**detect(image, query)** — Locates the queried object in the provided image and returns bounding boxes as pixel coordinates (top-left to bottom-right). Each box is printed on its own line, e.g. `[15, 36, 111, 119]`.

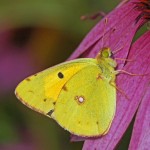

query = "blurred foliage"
[0, 0, 118, 34]
[1, 0, 143, 150]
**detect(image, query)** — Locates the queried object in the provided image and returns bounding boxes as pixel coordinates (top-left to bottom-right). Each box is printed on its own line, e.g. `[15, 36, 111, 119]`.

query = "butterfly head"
[101, 47, 112, 58]
[96, 47, 112, 59]
[96, 47, 117, 68]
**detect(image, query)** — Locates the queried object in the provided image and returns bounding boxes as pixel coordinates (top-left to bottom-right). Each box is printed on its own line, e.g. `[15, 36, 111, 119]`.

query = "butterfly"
[15, 47, 117, 137]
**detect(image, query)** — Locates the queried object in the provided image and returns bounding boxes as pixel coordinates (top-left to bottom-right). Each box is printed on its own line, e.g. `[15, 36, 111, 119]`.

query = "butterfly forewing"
[15, 59, 95, 116]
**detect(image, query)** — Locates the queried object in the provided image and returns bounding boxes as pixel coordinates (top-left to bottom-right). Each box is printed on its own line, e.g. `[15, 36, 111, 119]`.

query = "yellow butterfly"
[15, 47, 117, 137]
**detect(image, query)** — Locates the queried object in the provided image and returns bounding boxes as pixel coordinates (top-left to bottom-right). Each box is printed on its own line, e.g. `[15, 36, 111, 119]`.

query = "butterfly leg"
[109, 80, 129, 100]
[114, 70, 147, 76]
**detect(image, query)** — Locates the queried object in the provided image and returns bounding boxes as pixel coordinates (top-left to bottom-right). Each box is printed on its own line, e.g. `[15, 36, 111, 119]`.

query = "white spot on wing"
[78, 97, 84, 103]
[75, 96, 85, 104]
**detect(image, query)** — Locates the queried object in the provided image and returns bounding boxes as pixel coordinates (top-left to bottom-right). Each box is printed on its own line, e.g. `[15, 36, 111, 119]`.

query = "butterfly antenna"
[115, 58, 134, 62]
[112, 47, 124, 55]
[112, 35, 128, 55]
[101, 18, 108, 48]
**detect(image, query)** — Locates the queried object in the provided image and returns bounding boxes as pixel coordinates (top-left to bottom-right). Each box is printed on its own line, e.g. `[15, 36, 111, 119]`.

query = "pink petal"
[0, 143, 35, 150]
[83, 31, 150, 149]
[70, 135, 88, 142]
[0, 30, 39, 94]
[129, 82, 150, 149]
[69, 0, 144, 61]
[71, 0, 148, 142]
[0, 130, 36, 150]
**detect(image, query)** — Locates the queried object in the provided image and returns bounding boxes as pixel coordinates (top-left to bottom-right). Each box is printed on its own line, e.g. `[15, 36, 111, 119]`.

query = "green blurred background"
[0, 0, 132, 150]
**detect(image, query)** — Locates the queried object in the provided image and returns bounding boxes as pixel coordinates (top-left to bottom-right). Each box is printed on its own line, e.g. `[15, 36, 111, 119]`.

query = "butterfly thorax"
[96, 47, 117, 82]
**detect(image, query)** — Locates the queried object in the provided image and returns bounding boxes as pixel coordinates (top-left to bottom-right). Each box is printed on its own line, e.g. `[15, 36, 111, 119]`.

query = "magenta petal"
[0, 30, 39, 94]
[0, 130, 36, 150]
[70, 135, 88, 142]
[83, 31, 150, 149]
[129, 84, 150, 149]
[71, 0, 147, 142]
[69, 0, 143, 60]
[0, 143, 34, 150]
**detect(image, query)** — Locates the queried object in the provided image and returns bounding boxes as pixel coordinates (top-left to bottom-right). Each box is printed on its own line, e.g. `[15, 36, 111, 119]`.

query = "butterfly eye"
[58, 72, 64, 79]
[101, 47, 111, 58]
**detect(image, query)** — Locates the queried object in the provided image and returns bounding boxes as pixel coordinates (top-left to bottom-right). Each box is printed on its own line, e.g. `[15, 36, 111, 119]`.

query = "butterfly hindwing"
[51, 64, 116, 137]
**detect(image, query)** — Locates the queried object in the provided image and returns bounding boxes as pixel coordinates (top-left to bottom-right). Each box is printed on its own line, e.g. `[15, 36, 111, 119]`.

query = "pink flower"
[70, 0, 150, 149]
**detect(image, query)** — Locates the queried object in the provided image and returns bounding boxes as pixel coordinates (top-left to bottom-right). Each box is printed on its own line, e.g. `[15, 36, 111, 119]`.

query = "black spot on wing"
[43, 99, 47, 102]
[47, 110, 54, 117]
[58, 72, 64, 78]
[62, 85, 67, 91]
